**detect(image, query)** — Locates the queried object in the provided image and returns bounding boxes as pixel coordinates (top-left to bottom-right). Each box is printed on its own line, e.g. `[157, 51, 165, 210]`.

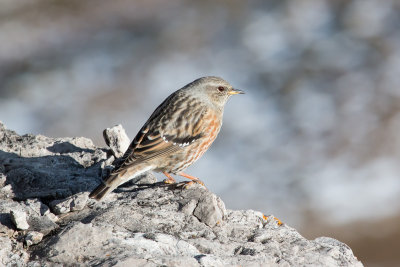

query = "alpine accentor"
[89, 76, 244, 200]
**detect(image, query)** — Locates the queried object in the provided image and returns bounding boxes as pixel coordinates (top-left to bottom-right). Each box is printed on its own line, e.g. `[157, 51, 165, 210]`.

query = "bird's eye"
[217, 86, 225, 92]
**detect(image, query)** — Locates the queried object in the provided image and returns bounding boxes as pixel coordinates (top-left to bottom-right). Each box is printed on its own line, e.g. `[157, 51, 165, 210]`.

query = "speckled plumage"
[90, 76, 244, 200]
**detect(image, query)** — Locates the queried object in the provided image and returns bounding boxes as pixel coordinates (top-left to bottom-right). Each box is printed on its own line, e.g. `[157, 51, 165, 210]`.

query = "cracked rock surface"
[0, 122, 363, 266]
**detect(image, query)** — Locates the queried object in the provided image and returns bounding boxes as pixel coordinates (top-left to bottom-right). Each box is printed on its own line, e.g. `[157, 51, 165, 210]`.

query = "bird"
[89, 76, 244, 200]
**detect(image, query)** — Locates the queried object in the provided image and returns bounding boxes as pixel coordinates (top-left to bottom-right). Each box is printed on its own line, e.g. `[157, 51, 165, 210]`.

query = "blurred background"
[1, 0, 400, 265]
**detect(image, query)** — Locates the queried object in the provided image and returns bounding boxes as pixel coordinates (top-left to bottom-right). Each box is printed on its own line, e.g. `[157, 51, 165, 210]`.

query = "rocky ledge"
[0, 122, 363, 266]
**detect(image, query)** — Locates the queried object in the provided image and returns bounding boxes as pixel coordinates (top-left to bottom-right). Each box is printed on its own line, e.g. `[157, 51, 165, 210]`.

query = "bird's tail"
[89, 164, 152, 201]
[89, 172, 122, 201]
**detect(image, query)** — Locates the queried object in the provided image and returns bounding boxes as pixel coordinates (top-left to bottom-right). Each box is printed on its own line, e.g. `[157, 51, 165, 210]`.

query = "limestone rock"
[0, 122, 107, 200]
[49, 198, 73, 215]
[25, 231, 44, 246]
[0, 236, 29, 266]
[103, 124, 131, 158]
[194, 195, 225, 227]
[49, 192, 89, 215]
[0, 122, 363, 266]
[25, 198, 50, 216]
[10, 210, 29, 230]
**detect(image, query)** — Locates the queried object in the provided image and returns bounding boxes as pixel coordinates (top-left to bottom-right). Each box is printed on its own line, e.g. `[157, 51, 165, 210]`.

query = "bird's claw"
[163, 178, 176, 184]
[182, 179, 206, 189]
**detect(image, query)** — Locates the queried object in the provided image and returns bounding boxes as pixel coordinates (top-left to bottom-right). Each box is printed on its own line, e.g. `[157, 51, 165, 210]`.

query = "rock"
[70, 192, 89, 211]
[0, 200, 23, 235]
[0, 236, 29, 266]
[26, 212, 58, 236]
[10, 210, 30, 230]
[190, 186, 226, 227]
[0, 122, 107, 200]
[49, 192, 89, 214]
[45, 212, 59, 223]
[0, 183, 14, 198]
[49, 198, 73, 215]
[180, 199, 198, 215]
[103, 124, 130, 158]
[19, 199, 58, 235]
[0, 172, 6, 187]
[33, 184, 362, 266]
[0, 122, 363, 266]
[2, 198, 58, 236]
[25, 199, 50, 216]
[113, 257, 200, 267]
[25, 231, 44, 246]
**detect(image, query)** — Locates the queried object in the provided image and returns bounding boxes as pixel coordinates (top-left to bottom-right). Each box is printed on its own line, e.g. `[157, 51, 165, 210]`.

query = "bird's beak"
[228, 88, 245, 95]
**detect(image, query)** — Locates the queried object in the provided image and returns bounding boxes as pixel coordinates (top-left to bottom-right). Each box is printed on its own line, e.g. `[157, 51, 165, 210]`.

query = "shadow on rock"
[0, 124, 109, 201]
[0, 150, 104, 201]
[47, 142, 95, 154]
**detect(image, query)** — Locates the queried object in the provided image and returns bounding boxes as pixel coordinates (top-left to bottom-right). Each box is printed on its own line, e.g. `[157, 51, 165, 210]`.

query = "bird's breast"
[172, 112, 221, 172]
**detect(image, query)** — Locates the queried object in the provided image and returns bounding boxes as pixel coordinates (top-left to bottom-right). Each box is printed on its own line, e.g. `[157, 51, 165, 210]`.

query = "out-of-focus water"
[1, 1, 400, 265]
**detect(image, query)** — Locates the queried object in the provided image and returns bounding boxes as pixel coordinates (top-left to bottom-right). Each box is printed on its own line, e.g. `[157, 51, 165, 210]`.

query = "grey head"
[182, 76, 244, 110]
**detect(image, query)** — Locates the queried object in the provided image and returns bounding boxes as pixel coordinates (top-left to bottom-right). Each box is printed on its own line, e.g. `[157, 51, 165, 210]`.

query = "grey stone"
[103, 124, 131, 158]
[0, 200, 23, 235]
[70, 192, 89, 211]
[0, 172, 6, 187]
[180, 199, 198, 215]
[1, 198, 58, 236]
[26, 212, 58, 236]
[25, 231, 44, 246]
[250, 228, 274, 243]
[45, 212, 59, 223]
[49, 198, 73, 215]
[0, 236, 29, 266]
[0, 122, 363, 266]
[0, 184, 14, 198]
[13, 199, 60, 235]
[192, 187, 226, 227]
[25, 198, 50, 216]
[0, 123, 107, 200]
[10, 209, 30, 230]
[49, 192, 90, 214]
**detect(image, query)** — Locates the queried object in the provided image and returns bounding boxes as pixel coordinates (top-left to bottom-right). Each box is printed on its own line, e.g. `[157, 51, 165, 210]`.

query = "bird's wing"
[112, 93, 208, 175]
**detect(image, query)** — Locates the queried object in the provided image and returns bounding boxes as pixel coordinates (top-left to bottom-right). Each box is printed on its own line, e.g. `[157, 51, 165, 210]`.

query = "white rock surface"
[103, 124, 131, 158]
[49, 192, 89, 215]
[0, 122, 363, 266]
[10, 210, 29, 230]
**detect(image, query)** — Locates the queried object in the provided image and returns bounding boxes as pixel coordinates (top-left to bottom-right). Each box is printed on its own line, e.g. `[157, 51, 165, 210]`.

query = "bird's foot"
[177, 172, 205, 186]
[163, 172, 176, 184]
[163, 177, 176, 184]
[182, 179, 206, 189]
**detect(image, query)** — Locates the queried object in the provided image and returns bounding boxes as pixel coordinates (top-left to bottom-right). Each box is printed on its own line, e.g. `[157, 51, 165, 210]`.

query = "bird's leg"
[163, 172, 176, 184]
[177, 172, 205, 186]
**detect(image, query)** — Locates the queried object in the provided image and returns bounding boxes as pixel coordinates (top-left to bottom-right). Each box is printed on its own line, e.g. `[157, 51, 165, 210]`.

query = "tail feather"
[89, 173, 122, 201]
[89, 183, 114, 201]
[89, 164, 153, 201]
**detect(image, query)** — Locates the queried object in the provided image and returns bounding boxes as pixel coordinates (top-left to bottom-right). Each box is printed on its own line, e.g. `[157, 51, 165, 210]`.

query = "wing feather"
[111, 92, 209, 175]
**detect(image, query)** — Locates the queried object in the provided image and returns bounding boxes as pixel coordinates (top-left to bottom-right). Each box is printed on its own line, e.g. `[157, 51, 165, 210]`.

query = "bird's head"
[186, 76, 244, 109]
